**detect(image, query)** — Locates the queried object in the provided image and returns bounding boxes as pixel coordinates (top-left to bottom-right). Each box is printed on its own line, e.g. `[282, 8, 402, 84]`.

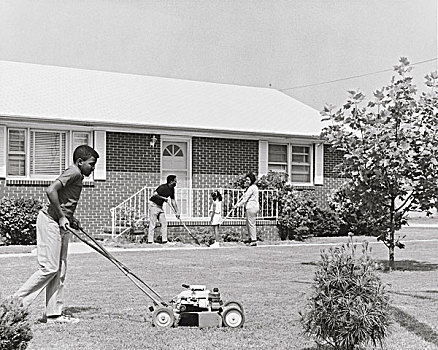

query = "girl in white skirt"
[209, 190, 223, 247]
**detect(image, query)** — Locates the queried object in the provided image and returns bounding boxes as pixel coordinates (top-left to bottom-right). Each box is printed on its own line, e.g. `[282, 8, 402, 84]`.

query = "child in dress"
[209, 190, 223, 248]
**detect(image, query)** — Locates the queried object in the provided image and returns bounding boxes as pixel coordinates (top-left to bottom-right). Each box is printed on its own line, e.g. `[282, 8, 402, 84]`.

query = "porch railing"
[110, 187, 279, 237]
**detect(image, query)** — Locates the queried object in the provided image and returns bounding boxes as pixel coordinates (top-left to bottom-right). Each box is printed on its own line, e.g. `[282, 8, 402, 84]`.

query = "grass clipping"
[300, 241, 390, 350]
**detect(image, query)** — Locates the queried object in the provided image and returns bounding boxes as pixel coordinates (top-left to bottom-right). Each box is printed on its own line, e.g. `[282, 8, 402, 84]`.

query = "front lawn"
[1, 229, 437, 350]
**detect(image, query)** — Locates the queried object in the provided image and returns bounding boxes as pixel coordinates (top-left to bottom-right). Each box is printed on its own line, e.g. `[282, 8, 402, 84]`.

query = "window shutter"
[258, 140, 268, 176]
[314, 143, 324, 185]
[93, 130, 106, 180]
[0, 126, 6, 178]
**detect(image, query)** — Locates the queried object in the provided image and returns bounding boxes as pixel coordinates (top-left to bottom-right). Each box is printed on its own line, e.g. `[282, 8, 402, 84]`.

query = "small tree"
[321, 57, 438, 270]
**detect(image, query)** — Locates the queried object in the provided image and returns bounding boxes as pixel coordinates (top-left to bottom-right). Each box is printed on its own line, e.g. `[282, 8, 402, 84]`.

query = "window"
[6, 128, 92, 179]
[7, 129, 26, 176]
[30, 130, 67, 177]
[163, 144, 184, 157]
[291, 145, 311, 183]
[268, 143, 313, 184]
[268, 144, 287, 172]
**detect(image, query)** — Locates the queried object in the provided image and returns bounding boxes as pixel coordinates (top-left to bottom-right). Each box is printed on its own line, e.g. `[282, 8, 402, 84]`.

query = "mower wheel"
[152, 307, 175, 328]
[223, 301, 244, 313]
[222, 306, 245, 328]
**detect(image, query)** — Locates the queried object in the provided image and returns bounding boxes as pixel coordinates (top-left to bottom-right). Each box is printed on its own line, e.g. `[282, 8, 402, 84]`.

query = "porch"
[110, 187, 279, 238]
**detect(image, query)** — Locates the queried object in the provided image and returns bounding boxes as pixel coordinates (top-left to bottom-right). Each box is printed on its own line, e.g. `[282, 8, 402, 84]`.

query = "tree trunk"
[389, 239, 395, 271]
[388, 199, 396, 271]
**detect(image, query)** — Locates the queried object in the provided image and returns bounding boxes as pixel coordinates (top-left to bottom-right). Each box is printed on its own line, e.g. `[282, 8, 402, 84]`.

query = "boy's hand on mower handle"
[59, 216, 70, 230]
[70, 217, 81, 230]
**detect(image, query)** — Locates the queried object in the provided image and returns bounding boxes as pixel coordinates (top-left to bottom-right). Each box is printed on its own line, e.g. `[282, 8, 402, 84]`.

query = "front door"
[161, 141, 189, 217]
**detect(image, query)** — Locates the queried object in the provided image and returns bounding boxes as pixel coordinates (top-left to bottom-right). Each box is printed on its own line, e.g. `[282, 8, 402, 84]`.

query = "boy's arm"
[46, 180, 69, 230]
[170, 199, 180, 219]
[152, 191, 169, 203]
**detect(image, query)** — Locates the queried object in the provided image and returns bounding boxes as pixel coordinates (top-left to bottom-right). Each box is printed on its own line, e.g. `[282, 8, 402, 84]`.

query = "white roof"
[0, 61, 322, 138]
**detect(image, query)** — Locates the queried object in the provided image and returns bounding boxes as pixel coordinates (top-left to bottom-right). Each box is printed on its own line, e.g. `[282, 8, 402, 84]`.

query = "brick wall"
[310, 177, 345, 208]
[107, 132, 160, 172]
[1, 133, 346, 237]
[192, 174, 239, 188]
[324, 145, 344, 178]
[147, 220, 279, 242]
[192, 137, 258, 176]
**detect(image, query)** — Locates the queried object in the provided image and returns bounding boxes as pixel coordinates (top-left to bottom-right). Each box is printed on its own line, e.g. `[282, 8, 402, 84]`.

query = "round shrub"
[311, 207, 341, 237]
[300, 242, 390, 350]
[0, 198, 43, 246]
[0, 297, 33, 350]
[278, 190, 340, 240]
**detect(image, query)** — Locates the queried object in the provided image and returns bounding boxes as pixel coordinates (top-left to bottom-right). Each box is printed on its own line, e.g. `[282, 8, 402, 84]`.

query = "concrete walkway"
[1, 235, 437, 259]
[1, 218, 436, 259]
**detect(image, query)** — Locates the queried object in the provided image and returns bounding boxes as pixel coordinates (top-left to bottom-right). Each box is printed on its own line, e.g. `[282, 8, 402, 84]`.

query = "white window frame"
[6, 127, 93, 180]
[267, 142, 314, 185]
[267, 143, 288, 173]
[7, 128, 27, 177]
[290, 144, 313, 186]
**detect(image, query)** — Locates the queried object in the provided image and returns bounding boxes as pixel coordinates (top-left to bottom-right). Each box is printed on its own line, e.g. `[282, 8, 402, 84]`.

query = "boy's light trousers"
[14, 211, 71, 317]
[148, 202, 168, 243]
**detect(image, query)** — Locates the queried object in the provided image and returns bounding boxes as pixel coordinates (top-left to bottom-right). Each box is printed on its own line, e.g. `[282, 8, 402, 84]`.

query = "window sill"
[292, 184, 316, 190]
[6, 179, 95, 187]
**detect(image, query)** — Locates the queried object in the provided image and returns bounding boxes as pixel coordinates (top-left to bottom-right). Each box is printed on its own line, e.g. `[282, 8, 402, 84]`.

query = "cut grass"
[1, 228, 437, 350]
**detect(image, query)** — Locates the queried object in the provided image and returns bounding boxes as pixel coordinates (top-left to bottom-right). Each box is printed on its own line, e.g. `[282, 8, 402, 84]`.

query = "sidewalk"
[1, 228, 437, 259]
[1, 216, 437, 258]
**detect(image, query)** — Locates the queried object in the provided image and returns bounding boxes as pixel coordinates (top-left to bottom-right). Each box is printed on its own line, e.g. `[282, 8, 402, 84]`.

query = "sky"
[0, 0, 437, 111]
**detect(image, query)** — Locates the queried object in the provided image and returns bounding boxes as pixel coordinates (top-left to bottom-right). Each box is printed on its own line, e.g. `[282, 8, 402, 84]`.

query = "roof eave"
[0, 113, 322, 140]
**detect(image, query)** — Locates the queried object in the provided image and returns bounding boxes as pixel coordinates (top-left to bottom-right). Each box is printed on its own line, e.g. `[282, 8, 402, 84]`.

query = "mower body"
[151, 284, 244, 329]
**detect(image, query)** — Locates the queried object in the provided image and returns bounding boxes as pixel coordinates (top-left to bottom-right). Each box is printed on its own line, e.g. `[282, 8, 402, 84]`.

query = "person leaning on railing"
[233, 172, 259, 246]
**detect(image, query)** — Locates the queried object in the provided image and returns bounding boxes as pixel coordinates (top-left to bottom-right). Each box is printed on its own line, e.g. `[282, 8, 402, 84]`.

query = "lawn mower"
[67, 226, 245, 329]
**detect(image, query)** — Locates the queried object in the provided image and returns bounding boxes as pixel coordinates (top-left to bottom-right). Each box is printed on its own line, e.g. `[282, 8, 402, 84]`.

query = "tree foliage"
[321, 57, 438, 269]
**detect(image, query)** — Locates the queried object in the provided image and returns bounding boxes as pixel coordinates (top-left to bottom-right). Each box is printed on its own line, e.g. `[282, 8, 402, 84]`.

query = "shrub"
[0, 198, 43, 246]
[191, 227, 215, 246]
[300, 242, 390, 350]
[278, 190, 340, 240]
[311, 207, 341, 237]
[0, 297, 33, 350]
[222, 229, 241, 242]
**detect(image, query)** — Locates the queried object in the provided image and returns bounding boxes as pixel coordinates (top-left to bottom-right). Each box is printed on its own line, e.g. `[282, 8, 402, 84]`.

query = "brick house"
[0, 61, 343, 239]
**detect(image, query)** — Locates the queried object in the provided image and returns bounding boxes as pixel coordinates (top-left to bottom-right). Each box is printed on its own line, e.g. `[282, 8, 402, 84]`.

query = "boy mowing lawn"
[14, 145, 99, 324]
